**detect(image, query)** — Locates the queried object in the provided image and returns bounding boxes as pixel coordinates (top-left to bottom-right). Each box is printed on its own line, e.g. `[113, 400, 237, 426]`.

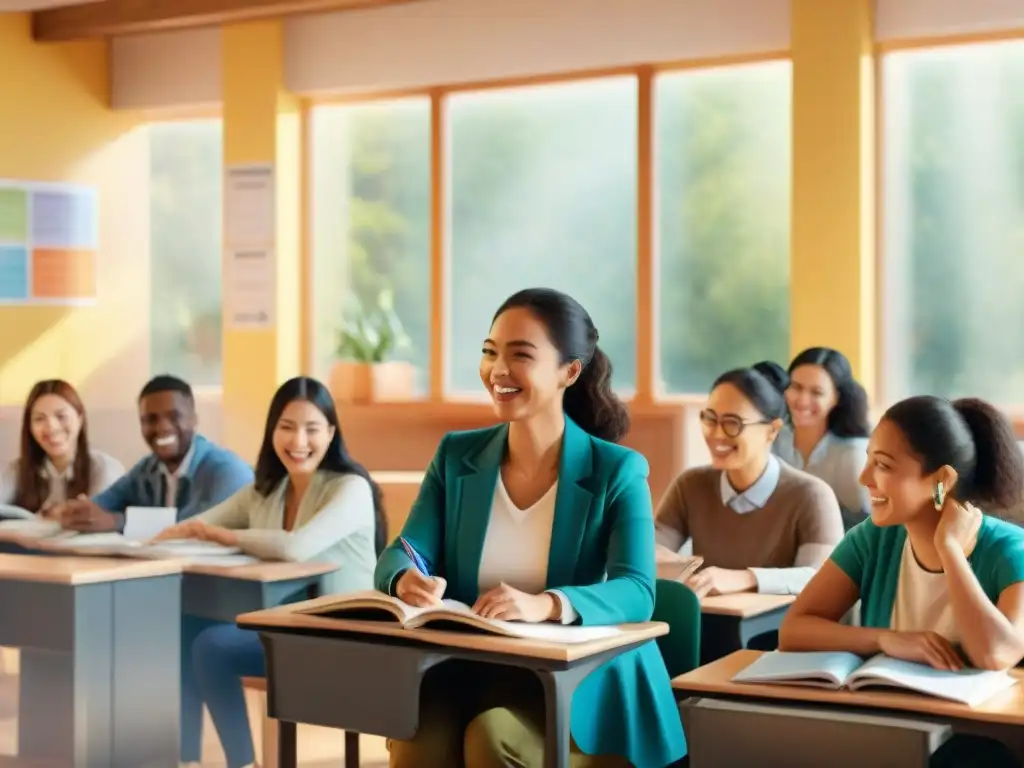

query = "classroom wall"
[283, 0, 789, 94]
[111, 28, 222, 110]
[0, 13, 222, 469]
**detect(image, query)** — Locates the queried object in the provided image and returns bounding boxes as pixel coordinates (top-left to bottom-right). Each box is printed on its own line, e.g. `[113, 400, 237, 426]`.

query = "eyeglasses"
[699, 410, 773, 438]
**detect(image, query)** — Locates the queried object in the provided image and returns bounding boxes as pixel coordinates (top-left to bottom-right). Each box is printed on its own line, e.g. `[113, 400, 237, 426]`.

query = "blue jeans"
[181, 615, 266, 768]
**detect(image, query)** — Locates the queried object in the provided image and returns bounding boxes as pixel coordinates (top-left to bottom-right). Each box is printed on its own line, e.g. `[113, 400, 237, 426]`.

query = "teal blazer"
[375, 417, 687, 768]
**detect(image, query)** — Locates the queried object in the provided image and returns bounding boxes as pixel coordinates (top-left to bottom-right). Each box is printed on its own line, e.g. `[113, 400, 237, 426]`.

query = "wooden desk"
[181, 561, 337, 622]
[237, 600, 666, 768]
[0, 530, 339, 622]
[673, 651, 1024, 765]
[699, 594, 795, 663]
[0, 554, 182, 767]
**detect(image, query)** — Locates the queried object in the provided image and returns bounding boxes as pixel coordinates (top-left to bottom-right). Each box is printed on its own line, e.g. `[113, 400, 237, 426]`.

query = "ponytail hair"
[883, 395, 1024, 509]
[492, 288, 630, 443]
[563, 345, 630, 443]
[712, 360, 789, 421]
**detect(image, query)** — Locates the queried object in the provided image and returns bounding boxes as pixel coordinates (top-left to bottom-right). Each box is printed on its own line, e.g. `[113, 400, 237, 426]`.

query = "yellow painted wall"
[0, 13, 147, 410]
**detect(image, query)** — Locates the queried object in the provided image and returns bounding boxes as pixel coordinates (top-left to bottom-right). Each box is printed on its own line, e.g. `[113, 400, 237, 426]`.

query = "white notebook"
[732, 651, 1017, 707]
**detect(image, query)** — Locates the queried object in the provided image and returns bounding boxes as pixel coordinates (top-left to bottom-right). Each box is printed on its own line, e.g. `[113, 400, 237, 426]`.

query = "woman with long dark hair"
[774, 347, 873, 530]
[157, 376, 386, 768]
[378, 288, 686, 768]
[0, 379, 123, 513]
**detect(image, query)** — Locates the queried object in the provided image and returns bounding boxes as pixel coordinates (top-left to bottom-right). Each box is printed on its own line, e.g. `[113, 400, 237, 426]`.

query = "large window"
[310, 99, 431, 391]
[883, 41, 1024, 403]
[446, 77, 638, 395]
[149, 119, 223, 386]
[656, 61, 792, 394]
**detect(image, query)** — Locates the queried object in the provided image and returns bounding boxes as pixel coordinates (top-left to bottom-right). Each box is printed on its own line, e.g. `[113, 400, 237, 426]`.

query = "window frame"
[305, 52, 790, 406]
[145, 110, 225, 394]
[876, 30, 1024, 419]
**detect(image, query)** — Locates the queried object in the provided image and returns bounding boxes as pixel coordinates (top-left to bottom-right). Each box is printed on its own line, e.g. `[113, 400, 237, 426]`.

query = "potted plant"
[329, 289, 416, 404]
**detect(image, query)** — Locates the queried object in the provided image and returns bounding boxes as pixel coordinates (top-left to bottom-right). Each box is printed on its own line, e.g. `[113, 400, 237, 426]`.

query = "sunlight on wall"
[0, 13, 146, 409]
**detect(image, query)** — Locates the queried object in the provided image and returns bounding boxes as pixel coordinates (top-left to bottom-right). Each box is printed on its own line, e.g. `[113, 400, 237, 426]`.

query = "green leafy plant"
[334, 289, 410, 364]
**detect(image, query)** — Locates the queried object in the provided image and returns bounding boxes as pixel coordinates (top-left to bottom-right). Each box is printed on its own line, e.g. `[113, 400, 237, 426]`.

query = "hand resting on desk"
[687, 566, 758, 598]
[153, 518, 239, 547]
[396, 570, 557, 623]
[53, 495, 119, 533]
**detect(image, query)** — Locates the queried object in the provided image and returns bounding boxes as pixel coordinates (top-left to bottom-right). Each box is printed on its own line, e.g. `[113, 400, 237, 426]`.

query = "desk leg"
[535, 661, 603, 768]
[18, 576, 180, 768]
[277, 720, 297, 768]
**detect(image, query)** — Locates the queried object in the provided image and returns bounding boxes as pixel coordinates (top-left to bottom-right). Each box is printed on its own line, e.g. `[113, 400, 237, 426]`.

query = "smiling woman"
[0, 379, 124, 513]
[155, 375, 387, 768]
[375, 287, 687, 768]
[654, 361, 844, 608]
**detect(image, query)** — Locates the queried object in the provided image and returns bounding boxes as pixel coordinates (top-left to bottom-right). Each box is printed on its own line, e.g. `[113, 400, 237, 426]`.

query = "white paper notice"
[124, 506, 178, 542]
[226, 246, 275, 329]
[224, 163, 275, 330]
[225, 164, 275, 246]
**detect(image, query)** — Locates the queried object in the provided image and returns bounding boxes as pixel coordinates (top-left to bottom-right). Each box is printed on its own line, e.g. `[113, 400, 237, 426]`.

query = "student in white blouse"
[0, 379, 123, 513]
[774, 347, 873, 530]
[156, 376, 386, 768]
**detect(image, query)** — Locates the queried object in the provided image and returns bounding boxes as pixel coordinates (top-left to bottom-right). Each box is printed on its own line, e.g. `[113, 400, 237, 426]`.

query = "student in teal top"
[375, 288, 687, 768]
[781, 395, 1024, 766]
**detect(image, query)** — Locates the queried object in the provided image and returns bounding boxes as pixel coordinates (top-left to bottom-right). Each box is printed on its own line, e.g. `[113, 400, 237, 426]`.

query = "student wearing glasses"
[774, 347, 872, 531]
[655, 362, 845, 601]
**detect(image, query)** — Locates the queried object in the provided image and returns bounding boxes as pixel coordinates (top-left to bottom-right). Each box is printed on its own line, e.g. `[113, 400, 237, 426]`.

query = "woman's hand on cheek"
[472, 583, 557, 623]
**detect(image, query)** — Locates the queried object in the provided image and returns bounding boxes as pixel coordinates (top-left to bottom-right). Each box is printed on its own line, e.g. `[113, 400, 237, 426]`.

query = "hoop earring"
[933, 481, 945, 511]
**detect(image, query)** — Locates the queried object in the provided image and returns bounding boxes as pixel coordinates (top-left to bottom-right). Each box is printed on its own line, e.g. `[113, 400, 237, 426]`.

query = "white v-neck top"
[478, 476, 577, 623]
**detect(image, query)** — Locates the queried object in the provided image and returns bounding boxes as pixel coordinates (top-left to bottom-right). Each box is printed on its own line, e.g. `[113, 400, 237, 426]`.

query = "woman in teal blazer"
[375, 288, 687, 768]
[780, 395, 1024, 767]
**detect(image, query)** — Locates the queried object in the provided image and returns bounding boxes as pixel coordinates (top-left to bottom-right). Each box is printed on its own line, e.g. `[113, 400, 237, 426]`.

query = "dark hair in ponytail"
[712, 361, 789, 421]
[492, 288, 630, 443]
[883, 395, 1024, 509]
[789, 347, 871, 438]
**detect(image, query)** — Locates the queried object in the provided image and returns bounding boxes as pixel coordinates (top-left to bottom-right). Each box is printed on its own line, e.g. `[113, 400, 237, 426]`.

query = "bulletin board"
[0, 180, 99, 305]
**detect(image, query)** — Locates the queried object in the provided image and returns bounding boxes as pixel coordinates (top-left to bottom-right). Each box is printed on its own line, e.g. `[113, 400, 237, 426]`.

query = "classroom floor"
[0, 649, 390, 767]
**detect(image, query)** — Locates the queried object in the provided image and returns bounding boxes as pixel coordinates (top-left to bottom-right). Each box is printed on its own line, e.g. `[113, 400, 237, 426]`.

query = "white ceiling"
[0, 0, 94, 9]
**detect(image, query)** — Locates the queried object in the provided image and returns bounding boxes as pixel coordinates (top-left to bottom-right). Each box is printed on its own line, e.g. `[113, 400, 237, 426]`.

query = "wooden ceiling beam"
[33, 0, 422, 41]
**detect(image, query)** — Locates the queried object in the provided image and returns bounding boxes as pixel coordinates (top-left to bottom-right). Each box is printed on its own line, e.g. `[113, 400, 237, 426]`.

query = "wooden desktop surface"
[183, 560, 337, 582]
[700, 594, 795, 617]
[673, 650, 1024, 726]
[238, 600, 667, 663]
[0, 553, 183, 585]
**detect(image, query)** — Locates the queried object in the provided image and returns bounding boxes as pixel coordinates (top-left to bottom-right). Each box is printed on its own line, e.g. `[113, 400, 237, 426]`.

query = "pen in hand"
[397, 537, 446, 606]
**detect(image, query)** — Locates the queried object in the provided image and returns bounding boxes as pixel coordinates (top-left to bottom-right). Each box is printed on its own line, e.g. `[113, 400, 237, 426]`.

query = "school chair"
[652, 578, 702, 678]
[241, 676, 360, 768]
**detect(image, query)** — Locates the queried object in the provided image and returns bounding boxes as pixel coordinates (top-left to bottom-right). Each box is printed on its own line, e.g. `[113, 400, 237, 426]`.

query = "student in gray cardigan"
[773, 347, 872, 531]
[53, 375, 253, 533]
[155, 376, 387, 768]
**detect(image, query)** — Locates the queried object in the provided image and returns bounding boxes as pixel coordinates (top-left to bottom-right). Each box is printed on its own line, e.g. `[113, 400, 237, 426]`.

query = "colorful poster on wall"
[0, 180, 98, 305]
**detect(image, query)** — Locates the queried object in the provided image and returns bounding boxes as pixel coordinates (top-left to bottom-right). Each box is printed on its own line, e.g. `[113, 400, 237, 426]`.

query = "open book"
[656, 549, 703, 582]
[295, 589, 624, 644]
[42, 533, 257, 564]
[732, 651, 1017, 707]
[0, 505, 36, 521]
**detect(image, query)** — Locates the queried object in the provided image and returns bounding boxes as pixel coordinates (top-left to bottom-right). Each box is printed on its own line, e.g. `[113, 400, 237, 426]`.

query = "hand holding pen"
[395, 536, 447, 607]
